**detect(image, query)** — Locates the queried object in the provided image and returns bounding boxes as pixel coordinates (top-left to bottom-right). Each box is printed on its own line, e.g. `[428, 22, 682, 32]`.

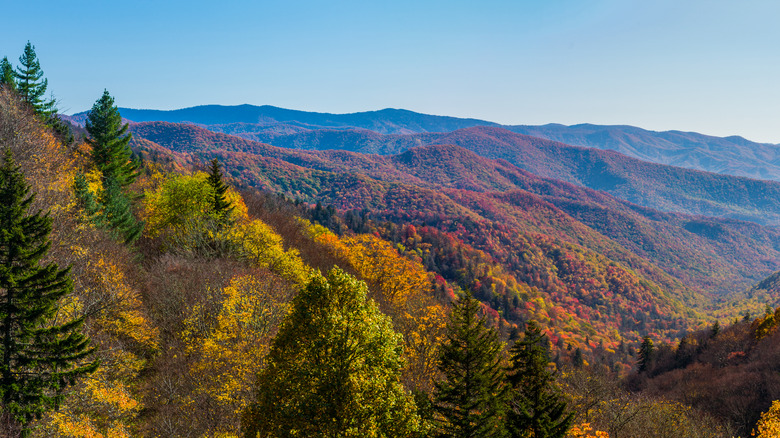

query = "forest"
[1, 42, 780, 437]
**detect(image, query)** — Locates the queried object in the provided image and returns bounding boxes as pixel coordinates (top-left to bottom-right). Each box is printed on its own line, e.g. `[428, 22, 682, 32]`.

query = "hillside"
[128, 121, 780, 315]
[10, 89, 779, 437]
[507, 123, 780, 181]
[194, 123, 780, 226]
[67, 104, 500, 135]
[68, 104, 780, 182]
[128, 121, 780, 226]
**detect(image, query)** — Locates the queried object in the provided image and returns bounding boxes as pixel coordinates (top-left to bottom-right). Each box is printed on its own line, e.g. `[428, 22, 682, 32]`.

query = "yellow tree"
[312, 227, 447, 392]
[181, 273, 295, 433]
[754, 400, 780, 438]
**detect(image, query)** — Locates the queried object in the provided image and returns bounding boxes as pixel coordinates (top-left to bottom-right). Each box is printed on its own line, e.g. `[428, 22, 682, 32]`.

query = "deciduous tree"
[753, 400, 780, 438]
[243, 268, 423, 437]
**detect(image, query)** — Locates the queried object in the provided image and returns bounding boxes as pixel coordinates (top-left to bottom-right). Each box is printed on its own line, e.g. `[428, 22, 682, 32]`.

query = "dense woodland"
[2, 43, 780, 437]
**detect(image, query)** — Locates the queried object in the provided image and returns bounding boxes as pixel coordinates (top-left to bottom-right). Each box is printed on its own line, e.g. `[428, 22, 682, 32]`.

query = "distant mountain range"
[128, 122, 780, 226]
[126, 121, 780, 299]
[67, 104, 780, 181]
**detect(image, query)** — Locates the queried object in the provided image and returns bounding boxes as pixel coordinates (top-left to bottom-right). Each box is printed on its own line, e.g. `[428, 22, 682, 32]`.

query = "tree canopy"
[243, 267, 423, 437]
[0, 58, 15, 92]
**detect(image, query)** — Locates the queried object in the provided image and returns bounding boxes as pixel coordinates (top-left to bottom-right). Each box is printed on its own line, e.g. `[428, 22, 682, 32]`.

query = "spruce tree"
[0, 149, 98, 436]
[97, 178, 143, 243]
[13, 42, 55, 116]
[637, 335, 654, 373]
[506, 321, 572, 438]
[84, 90, 142, 243]
[434, 293, 507, 438]
[85, 90, 138, 189]
[0, 58, 15, 91]
[206, 158, 232, 221]
[710, 320, 720, 339]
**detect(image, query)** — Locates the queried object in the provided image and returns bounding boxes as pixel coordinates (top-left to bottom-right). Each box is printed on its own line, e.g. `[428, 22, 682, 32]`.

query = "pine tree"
[0, 149, 98, 436]
[243, 268, 424, 437]
[506, 321, 572, 438]
[13, 42, 55, 116]
[206, 158, 232, 221]
[0, 58, 15, 91]
[434, 293, 507, 438]
[84, 90, 142, 243]
[637, 335, 654, 373]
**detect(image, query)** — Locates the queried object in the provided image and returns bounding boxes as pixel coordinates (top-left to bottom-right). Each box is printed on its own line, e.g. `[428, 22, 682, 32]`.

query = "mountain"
[129, 122, 780, 226]
[128, 121, 780, 305]
[67, 104, 780, 182]
[66, 104, 500, 135]
[506, 123, 780, 182]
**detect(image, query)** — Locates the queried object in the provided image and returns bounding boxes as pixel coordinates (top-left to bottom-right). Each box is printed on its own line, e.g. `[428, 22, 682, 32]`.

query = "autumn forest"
[2, 42, 780, 438]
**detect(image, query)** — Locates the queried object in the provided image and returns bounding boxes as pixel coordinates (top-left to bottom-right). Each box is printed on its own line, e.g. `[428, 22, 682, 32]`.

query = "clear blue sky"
[3, 0, 780, 142]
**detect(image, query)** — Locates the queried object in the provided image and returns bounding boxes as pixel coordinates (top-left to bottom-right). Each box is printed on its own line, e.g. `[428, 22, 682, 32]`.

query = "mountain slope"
[68, 104, 780, 182]
[131, 132, 701, 348]
[129, 122, 780, 226]
[507, 123, 780, 181]
[106, 105, 500, 135]
[128, 122, 780, 307]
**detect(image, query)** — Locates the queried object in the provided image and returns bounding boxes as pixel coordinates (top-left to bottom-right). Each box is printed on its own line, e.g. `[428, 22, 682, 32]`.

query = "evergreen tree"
[84, 90, 142, 243]
[0, 149, 98, 436]
[572, 348, 584, 369]
[85, 90, 138, 189]
[243, 268, 424, 437]
[96, 178, 143, 243]
[710, 320, 720, 339]
[434, 293, 507, 438]
[0, 58, 15, 91]
[13, 42, 55, 116]
[206, 158, 232, 221]
[637, 335, 654, 373]
[506, 321, 572, 438]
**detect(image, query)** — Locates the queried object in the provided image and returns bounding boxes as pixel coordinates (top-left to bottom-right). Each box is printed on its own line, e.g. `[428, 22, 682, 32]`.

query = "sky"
[2, 0, 780, 142]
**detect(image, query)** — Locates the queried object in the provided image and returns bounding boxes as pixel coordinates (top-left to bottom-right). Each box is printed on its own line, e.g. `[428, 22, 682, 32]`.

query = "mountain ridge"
[127, 121, 780, 303]
[65, 103, 780, 182]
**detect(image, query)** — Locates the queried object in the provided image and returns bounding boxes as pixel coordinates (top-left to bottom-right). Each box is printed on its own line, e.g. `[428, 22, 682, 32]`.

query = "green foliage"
[711, 320, 720, 338]
[0, 58, 15, 91]
[97, 178, 143, 243]
[243, 267, 424, 437]
[86, 90, 138, 190]
[207, 158, 233, 221]
[0, 149, 98, 436]
[73, 173, 99, 219]
[637, 336, 654, 373]
[13, 42, 55, 116]
[84, 90, 142, 243]
[434, 293, 508, 437]
[506, 321, 573, 438]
